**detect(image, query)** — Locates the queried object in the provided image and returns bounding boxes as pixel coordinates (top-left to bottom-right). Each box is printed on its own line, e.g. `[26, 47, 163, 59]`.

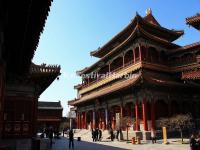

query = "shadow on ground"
[51, 137, 128, 150]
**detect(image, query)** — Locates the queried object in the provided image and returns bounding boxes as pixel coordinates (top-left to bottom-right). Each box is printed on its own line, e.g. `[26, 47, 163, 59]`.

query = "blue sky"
[33, 0, 200, 116]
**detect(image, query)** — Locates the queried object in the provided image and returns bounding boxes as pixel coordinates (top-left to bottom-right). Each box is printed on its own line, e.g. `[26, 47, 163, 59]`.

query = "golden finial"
[146, 8, 152, 16]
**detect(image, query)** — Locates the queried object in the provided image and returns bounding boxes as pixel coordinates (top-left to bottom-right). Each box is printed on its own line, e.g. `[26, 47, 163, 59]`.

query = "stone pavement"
[51, 137, 127, 150]
[51, 136, 190, 150]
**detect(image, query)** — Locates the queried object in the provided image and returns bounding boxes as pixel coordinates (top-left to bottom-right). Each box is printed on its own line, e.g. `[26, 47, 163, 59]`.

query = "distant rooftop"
[38, 101, 63, 110]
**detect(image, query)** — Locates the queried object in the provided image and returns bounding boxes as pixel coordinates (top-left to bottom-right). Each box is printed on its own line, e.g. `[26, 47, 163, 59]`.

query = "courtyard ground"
[51, 136, 190, 150]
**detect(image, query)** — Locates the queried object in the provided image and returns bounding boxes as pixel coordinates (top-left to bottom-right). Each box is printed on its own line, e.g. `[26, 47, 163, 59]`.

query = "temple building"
[182, 13, 200, 80]
[0, 0, 61, 140]
[37, 101, 63, 132]
[186, 13, 200, 31]
[68, 10, 200, 139]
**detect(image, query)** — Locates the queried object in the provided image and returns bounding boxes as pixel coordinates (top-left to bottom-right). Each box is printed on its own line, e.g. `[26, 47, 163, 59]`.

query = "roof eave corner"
[90, 50, 97, 57]
[76, 71, 82, 76]
[68, 99, 76, 106]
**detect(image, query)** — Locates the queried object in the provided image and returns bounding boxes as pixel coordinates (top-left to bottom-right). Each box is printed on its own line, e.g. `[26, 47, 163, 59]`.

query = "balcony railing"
[82, 60, 135, 89]
[79, 60, 141, 95]
[79, 57, 199, 95]
[169, 57, 197, 67]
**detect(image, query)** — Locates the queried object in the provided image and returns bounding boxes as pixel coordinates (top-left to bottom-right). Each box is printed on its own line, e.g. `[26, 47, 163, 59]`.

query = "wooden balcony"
[169, 57, 197, 67]
[79, 61, 141, 95]
[79, 58, 200, 95]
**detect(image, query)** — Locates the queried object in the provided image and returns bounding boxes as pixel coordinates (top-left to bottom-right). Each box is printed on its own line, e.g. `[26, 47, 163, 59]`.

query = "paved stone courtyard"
[51, 137, 189, 150]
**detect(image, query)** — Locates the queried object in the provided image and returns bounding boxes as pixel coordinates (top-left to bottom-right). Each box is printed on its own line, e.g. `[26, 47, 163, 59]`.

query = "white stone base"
[142, 131, 151, 140]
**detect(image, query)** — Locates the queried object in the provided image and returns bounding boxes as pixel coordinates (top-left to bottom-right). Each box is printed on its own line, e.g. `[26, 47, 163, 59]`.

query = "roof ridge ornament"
[146, 8, 152, 16]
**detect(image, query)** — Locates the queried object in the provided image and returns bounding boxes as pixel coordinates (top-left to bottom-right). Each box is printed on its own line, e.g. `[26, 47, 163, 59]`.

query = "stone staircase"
[73, 129, 151, 141]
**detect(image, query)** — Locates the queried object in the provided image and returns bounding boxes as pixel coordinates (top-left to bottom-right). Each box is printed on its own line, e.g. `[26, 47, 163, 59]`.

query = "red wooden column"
[82, 113, 84, 129]
[120, 105, 124, 130]
[146, 46, 149, 61]
[142, 99, 148, 131]
[93, 111, 96, 129]
[80, 113, 83, 129]
[77, 113, 79, 129]
[105, 108, 108, 130]
[133, 49, 135, 63]
[151, 99, 155, 130]
[122, 55, 125, 67]
[120, 105, 123, 120]
[139, 45, 142, 61]
[84, 112, 87, 129]
[111, 110, 115, 130]
[135, 102, 139, 131]
[76, 113, 78, 129]
[98, 111, 101, 129]
[90, 111, 93, 129]
[100, 111, 103, 129]
[75, 113, 77, 129]
[79, 113, 81, 129]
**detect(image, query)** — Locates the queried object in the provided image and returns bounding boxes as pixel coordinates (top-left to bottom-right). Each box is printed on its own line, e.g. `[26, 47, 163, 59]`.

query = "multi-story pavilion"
[0, 0, 61, 139]
[68, 10, 200, 139]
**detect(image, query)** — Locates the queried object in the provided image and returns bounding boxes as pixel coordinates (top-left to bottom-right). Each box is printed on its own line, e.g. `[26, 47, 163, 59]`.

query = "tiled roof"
[38, 101, 63, 110]
[69, 71, 200, 106]
[169, 41, 200, 54]
[77, 23, 180, 76]
[37, 118, 61, 122]
[186, 13, 200, 25]
[182, 70, 200, 80]
[90, 12, 183, 58]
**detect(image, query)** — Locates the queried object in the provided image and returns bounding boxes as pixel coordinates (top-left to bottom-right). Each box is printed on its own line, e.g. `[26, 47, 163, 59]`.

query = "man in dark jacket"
[49, 128, 54, 147]
[69, 129, 74, 149]
[98, 129, 102, 141]
[190, 134, 196, 150]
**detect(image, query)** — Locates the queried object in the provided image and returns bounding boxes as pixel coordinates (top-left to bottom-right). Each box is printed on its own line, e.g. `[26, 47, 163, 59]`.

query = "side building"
[0, 0, 61, 141]
[37, 101, 63, 132]
[68, 10, 200, 139]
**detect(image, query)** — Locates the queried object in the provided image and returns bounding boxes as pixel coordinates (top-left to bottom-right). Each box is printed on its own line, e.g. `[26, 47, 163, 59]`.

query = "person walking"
[98, 129, 102, 141]
[91, 129, 95, 142]
[151, 129, 156, 144]
[63, 128, 65, 137]
[69, 129, 74, 149]
[190, 134, 196, 150]
[110, 128, 114, 141]
[49, 128, 54, 147]
[95, 128, 99, 141]
[196, 135, 200, 150]
[116, 128, 119, 141]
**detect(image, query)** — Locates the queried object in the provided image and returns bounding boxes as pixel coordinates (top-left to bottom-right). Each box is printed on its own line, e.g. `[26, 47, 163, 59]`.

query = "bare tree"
[159, 114, 194, 143]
